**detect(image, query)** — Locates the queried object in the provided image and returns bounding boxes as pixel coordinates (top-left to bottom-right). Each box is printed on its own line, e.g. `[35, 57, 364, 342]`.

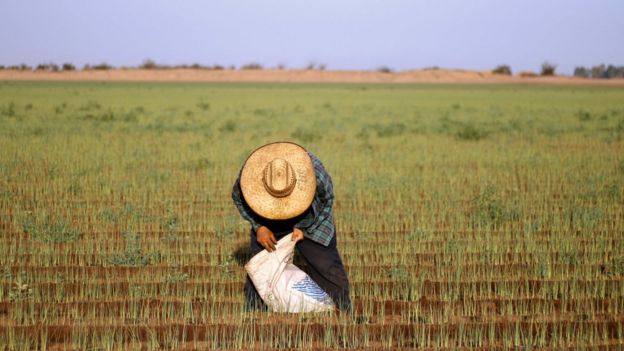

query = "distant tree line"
[0, 59, 329, 72]
[491, 62, 558, 77]
[573, 64, 624, 79]
[2, 60, 621, 78]
[0, 61, 232, 71]
[489, 62, 623, 79]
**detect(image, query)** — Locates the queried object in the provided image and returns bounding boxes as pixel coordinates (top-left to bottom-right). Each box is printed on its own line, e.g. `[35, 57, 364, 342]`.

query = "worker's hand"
[292, 228, 304, 242]
[256, 226, 277, 252]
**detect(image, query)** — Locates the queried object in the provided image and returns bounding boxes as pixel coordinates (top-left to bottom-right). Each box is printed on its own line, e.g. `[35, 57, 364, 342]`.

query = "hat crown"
[262, 158, 297, 198]
[240, 142, 316, 220]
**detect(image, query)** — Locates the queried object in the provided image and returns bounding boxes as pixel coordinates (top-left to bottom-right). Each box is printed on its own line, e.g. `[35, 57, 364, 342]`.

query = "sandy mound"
[1, 68, 622, 85]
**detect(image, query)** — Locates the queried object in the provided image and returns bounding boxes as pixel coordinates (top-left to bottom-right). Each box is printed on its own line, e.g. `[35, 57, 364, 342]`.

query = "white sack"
[244, 233, 335, 313]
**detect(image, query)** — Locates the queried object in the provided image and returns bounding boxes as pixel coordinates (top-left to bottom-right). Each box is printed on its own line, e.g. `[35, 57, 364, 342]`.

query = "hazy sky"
[1, 0, 622, 74]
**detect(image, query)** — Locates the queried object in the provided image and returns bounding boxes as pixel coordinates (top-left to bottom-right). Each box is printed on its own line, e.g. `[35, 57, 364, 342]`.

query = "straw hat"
[240, 142, 317, 220]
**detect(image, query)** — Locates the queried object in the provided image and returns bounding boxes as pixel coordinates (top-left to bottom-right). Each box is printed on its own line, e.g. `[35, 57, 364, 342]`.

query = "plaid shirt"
[231, 151, 335, 246]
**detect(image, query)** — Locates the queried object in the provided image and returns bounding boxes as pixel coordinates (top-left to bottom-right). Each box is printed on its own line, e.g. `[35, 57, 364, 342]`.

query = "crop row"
[1, 251, 617, 267]
[1, 229, 621, 240]
[2, 297, 623, 324]
[0, 262, 615, 277]
[2, 278, 622, 301]
[1, 320, 621, 350]
[2, 230, 621, 245]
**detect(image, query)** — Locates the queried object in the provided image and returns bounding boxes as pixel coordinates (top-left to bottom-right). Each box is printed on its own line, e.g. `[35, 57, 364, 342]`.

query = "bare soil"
[1, 69, 624, 85]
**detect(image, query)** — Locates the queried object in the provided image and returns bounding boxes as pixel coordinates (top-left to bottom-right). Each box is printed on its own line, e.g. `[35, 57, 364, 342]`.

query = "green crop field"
[0, 81, 623, 350]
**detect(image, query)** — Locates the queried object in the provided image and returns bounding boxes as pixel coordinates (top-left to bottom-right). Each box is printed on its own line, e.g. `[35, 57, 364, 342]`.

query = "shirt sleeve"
[294, 153, 335, 245]
[306, 188, 334, 235]
[231, 174, 263, 233]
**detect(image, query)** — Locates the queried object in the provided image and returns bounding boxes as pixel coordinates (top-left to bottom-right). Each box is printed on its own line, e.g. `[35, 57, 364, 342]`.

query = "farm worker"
[232, 142, 352, 312]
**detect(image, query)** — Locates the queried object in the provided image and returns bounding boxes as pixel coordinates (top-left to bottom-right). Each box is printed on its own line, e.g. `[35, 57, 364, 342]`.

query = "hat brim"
[240, 142, 316, 220]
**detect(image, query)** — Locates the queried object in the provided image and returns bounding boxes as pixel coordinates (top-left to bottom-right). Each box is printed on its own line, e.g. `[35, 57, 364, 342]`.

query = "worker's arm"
[232, 176, 278, 251]
[294, 153, 335, 245]
[231, 175, 263, 233]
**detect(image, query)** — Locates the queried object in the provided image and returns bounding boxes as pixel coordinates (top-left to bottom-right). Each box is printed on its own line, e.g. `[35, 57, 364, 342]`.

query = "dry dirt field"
[1, 68, 624, 85]
[1, 80, 623, 350]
